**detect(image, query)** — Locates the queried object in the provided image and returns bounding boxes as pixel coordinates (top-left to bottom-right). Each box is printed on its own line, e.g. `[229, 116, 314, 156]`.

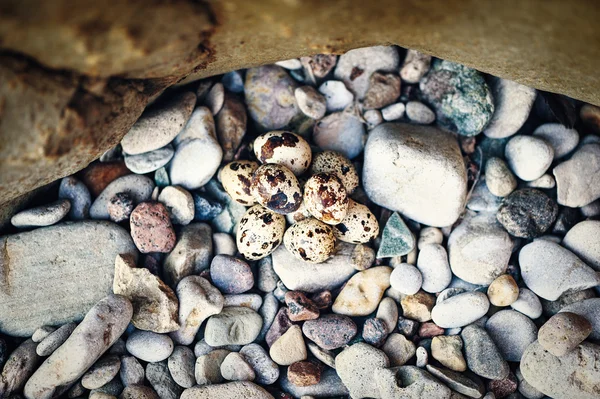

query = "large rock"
[181, 382, 274, 399]
[335, 343, 390, 399]
[363, 123, 467, 227]
[0, 221, 138, 336]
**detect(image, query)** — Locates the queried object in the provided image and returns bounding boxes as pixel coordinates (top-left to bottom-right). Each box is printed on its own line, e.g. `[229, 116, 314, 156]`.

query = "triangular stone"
[377, 212, 415, 258]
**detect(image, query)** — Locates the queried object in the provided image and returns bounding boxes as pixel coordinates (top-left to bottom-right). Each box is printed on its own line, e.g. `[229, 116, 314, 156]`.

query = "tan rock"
[487, 274, 519, 306]
[431, 335, 467, 372]
[400, 290, 436, 322]
[332, 266, 392, 316]
[381, 333, 416, 367]
[269, 325, 307, 366]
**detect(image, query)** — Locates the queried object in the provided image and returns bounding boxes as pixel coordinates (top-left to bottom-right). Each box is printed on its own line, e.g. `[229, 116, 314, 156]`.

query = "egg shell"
[283, 218, 336, 263]
[303, 172, 349, 225]
[237, 204, 286, 260]
[251, 164, 303, 214]
[220, 161, 260, 205]
[309, 151, 359, 193]
[254, 131, 312, 176]
[333, 199, 380, 243]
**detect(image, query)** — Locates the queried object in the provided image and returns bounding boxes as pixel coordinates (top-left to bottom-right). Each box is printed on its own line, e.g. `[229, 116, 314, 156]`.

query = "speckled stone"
[461, 324, 509, 380]
[335, 343, 390, 399]
[362, 72, 401, 110]
[377, 212, 415, 258]
[130, 202, 176, 253]
[240, 343, 280, 385]
[287, 361, 322, 387]
[90, 175, 155, 220]
[302, 314, 357, 350]
[538, 312, 592, 356]
[285, 291, 319, 321]
[362, 318, 389, 347]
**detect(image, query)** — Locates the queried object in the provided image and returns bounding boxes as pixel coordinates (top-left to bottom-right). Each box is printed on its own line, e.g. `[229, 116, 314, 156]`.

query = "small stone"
[432, 291, 490, 328]
[432, 335, 467, 372]
[222, 71, 244, 93]
[205, 307, 263, 346]
[270, 325, 307, 366]
[400, 49, 432, 83]
[294, 86, 327, 120]
[0, 340, 41, 397]
[381, 102, 405, 121]
[216, 95, 248, 162]
[487, 274, 519, 307]
[401, 290, 436, 322]
[510, 288, 542, 319]
[32, 326, 55, 343]
[119, 356, 144, 386]
[362, 318, 389, 347]
[90, 174, 155, 220]
[485, 157, 517, 197]
[288, 361, 322, 387]
[538, 312, 592, 356]
[81, 355, 121, 390]
[377, 212, 415, 258]
[563, 220, 600, 271]
[285, 291, 319, 321]
[59, 176, 91, 220]
[302, 314, 357, 350]
[397, 316, 420, 337]
[107, 193, 134, 222]
[124, 145, 174, 174]
[350, 244, 375, 271]
[483, 77, 536, 139]
[213, 232, 236, 256]
[194, 349, 229, 385]
[505, 135, 554, 181]
[224, 294, 263, 311]
[461, 324, 510, 380]
[488, 372, 518, 398]
[426, 365, 485, 398]
[265, 307, 294, 347]
[168, 137, 223, 192]
[467, 176, 503, 213]
[126, 330, 174, 363]
[301, 54, 338, 81]
[220, 352, 255, 382]
[335, 342, 390, 399]
[419, 322, 445, 338]
[107, 338, 126, 356]
[81, 161, 132, 198]
[167, 346, 196, 389]
[363, 109, 383, 128]
[533, 123, 579, 159]
[362, 72, 401, 109]
[36, 322, 77, 356]
[417, 244, 452, 293]
[205, 82, 225, 115]
[497, 188, 558, 239]
[332, 266, 392, 316]
[318, 80, 353, 112]
[306, 343, 336, 370]
[415, 346, 428, 368]
[526, 174, 556, 189]
[240, 343, 279, 385]
[376, 297, 399, 334]
[11, 199, 70, 228]
[256, 256, 278, 292]
[147, 360, 182, 399]
[181, 381, 273, 399]
[192, 192, 224, 222]
[560, 297, 600, 340]
[164, 223, 213, 286]
[486, 310, 538, 361]
[390, 263, 423, 295]
[129, 202, 176, 253]
[406, 101, 435, 124]
[420, 59, 493, 136]
[276, 58, 303, 69]
[313, 111, 366, 159]
[381, 333, 416, 367]
[158, 186, 194, 225]
[210, 255, 254, 294]
[553, 143, 600, 207]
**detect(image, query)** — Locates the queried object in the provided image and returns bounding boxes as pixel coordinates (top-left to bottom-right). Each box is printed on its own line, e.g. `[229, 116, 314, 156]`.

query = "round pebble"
[313, 112, 366, 159]
[318, 80, 354, 112]
[390, 263, 423, 295]
[81, 355, 121, 390]
[417, 227, 443, 250]
[406, 101, 435, 124]
[431, 291, 490, 328]
[431, 335, 466, 372]
[158, 186, 195, 225]
[351, 244, 376, 271]
[487, 274, 519, 307]
[210, 255, 254, 294]
[362, 318, 389, 347]
[510, 288, 543, 319]
[124, 145, 174, 174]
[58, 176, 91, 220]
[381, 102, 405, 121]
[533, 123, 579, 159]
[130, 202, 176, 253]
[126, 331, 174, 363]
[213, 232, 236, 256]
[168, 346, 196, 389]
[120, 356, 145, 386]
[240, 343, 280, 385]
[204, 307, 263, 346]
[376, 297, 398, 334]
[363, 109, 383, 128]
[505, 135, 554, 181]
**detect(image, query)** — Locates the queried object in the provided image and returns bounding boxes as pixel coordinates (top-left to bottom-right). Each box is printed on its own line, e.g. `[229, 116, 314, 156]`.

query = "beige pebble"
[431, 335, 467, 372]
[487, 274, 519, 306]
[269, 325, 307, 366]
[332, 266, 392, 316]
[400, 290, 435, 322]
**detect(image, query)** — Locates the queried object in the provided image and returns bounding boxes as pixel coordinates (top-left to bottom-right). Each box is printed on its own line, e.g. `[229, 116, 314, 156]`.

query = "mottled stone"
[168, 346, 196, 388]
[288, 361, 322, 387]
[146, 360, 182, 399]
[285, 291, 319, 321]
[0, 340, 41, 397]
[164, 223, 213, 286]
[400, 50, 432, 83]
[363, 318, 389, 347]
[130, 202, 176, 253]
[377, 212, 415, 258]
[461, 324, 510, 380]
[302, 314, 357, 350]
[119, 356, 145, 386]
[216, 95, 248, 162]
[363, 72, 401, 109]
[240, 343, 280, 385]
[210, 255, 254, 294]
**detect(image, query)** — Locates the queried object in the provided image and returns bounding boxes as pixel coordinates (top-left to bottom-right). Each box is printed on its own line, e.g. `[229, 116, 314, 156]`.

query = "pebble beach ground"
[1, 45, 600, 399]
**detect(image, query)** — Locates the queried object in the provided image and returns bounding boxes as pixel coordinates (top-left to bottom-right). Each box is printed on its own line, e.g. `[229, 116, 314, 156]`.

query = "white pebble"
[406, 101, 435, 124]
[158, 186, 195, 225]
[526, 174, 556, 189]
[318, 81, 354, 112]
[485, 157, 517, 197]
[431, 291, 490, 328]
[126, 331, 174, 363]
[275, 59, 303, 70]
[363, 109, 383, 128]
[213, 233, 237, 256]
[381, 103, 405, 121]
[533, 123, 579, 159]
[416, 347, 428, 368]
[390, 263, 423, 295]
[294, 86, 327, 120]
[205, 83, 225, 115]
[11, 199, 71, 228]
[416, 244, 452, 293]
[505, 135, 554, 181]
[418, 227, 443, 250]
[510, 288, 543, 319]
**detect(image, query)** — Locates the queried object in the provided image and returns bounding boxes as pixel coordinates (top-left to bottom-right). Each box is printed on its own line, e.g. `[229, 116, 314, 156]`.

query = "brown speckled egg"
[251, 164, 303, 214]
[220, 161, 260, 205]
[303, 172, 349, 225]
[333, 199, 379, 243]
[237, 205, 285, 260]
[283, 218, 336, 263]
[310, 151, 359, 193]
[254, 131, 312, 176]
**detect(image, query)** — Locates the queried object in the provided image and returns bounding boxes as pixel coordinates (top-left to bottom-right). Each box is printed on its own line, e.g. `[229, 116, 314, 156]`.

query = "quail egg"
[237, 204, 286, 260]
[303, 172, 349, 224]
[310, 151, 359, 193]
[333, 199, 380, 243]
[253, 131, 312, 176]
[283, 218, 336, 263]
[251, 163, 303, 214]
[219, 161, 260, 205]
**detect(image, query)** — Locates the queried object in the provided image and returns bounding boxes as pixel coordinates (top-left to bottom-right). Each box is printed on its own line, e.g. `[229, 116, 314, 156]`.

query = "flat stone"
[239, 343, 279, 385]
[553, 143, 600, 207]
[0, 339, 41, 397]
[58, 176, 91, 220]
[519, 240, 600, 301]
[526, 173, 556, 189]
[400, 49, 431, 83]
[496, 189, 558, 238]
[223, 294, 262, 311]
[521, 341, 600, 399]
[181, 382, 274, 399]
[363, 123, 467, 227]
[90, 174, 155, 220]
[363, 72, 401, 110]
[505, 135, 554, 181]
[483, 77, 536, 139]
[0, 221, 137, 337]
[195, 349, 230, 385]
[126, 330, 174, 363]
[295, 86, 327, 119]
[401, 290, 436, 322]
[313, 111, 366, 159]
[335, 342, 390, 399]
[146, 360, 182, 399]
[124, 145, 174, 174]
[121, 92, 196, 155]
[36, 322, 77, 356]
[302, 314, 357, 350]
[221, 352, 255, 381]
[24, 295, 132, 399]
[158, 186, 195, 225]
[382, 333, 417, 367]
[461, 324, 510, 380]
[485, 310, 538, 361]
[113, 254, 179, 333]
[332, 266, 392, 316]
[81, 355, 121, 390]
[563, 220, 600, 271]
[216, 95, 248, 162]
[205, 307, 263, 346]
[119, 356, 144, 386]
[432, 335, 466, 372]
[425, 365, 485, 398]
[164, 223, 213, 286]
[269, 325, 307, 366]
[130, 202, 176, 253]
[210, 255, 254, 294]
[168, 137, 223, 191]
[432, 291, 490, 328]
[560, 298, 600, 340]
[377, 212, 415, 258]
[417, 244, 452, 293]
[318, 80, 353, 112]
[11, 199, 70, 228]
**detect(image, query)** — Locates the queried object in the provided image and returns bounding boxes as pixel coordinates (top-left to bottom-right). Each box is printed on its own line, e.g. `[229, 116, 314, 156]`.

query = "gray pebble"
[204, 307, 263, 346]
[168, 346, 196, 389]
[510, 288, 543, 319]
[107, 338, 126, 356]
[90, 175, 155, 220]
[158, 185, 195, 225]
[257, 293, 279, 342]
[59, 176, 91, 220]
[168, 136, 223, 191]
[406, 101, 435, 124]
[257, 256, 279, 293]
[90, 377, 123, 397]
[313, 111, 366, 159]
[192, 192, 224, 222]
[108, 193, 134, 223]
[505, 135, 554, 181]
[417, 244, 452, 293]
[553, 143, 600, 207]
[363, 109, 383, 128]
[318, 80, 353, 112]
[126, 331, 174, 363]
[485, 310, 538, 362]
[213, 232, 236, 256]
[416, 346, 428, 368]
[210, 255, 254, 294]
[119, 355, 144, 386]
[467, 177, 503, 213]
[36, 322, 77, 357]
[82, 355, 121, 390]
[205, 82, 225, 115]
[220, 352, 255, 382]
[31, 326, 56, 343]
[124, 145, 174, 174]
[163, 223, 213, 286]
[195, 349, 229, 385]
[239, 343, 279, 385]
[432, 292, 490, 328]
[222, 71, 244, 93]
[146, 361, 182, 399]
[11, 199, 71, 228]
[562, 220, 600, 271]
[461, 324, 509, 380]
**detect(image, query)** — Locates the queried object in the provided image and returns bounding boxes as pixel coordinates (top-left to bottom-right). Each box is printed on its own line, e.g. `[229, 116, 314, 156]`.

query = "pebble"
[376, 297, 399, 334]
[269, 325, 307, 366]
[333, 199, 379, 244]
[400, 49, 432, 83]
[210, 254, 254, 294]
[120, 385, 159, 399]
[205, 307, 263, 346]
[420, 59, 494, 136]
[58, 176, 91, 220]
[194, 349, 229, 385]
[80, 161, 131, 197]
[213, 232, 236, 256]
[467, 176, 503, 213]
[381, 333, 416, 367]
[220, 352, 255, 381]
[121, 92, 196, 155]
[147, 360, 182, 399]
[294, 86, 327, 120]
[510, 288, 543, 319]
[257, 295, 279, 342]
[276, 58, 303, 70]
[483, 77, 536, 139]
[129, 201, 176, 252]
[485, 157, 517, 197]
[11, 199, 70, 228]
[560, 298, 600, 340]
[415, 347, 428, 368]
[222, 71, 244, 93]
[496, 189, 558, 238]
[168, 346, 199, 388]
[362, 72, 401, 109]
[81, 355, 121, 390]
[158, 186, 194, 225]
[431, 291, 490, 328]
[417, 244, 452, 293]
[448, 214, 512, 285]
[418, 227, 443, 249]
[397, 316, 420, 337]
[239, 343, 280, 385]
[553, 143, 600, 207]
[381, 102, 405, 121]
[312, 111, 366, 159]
[318, 80, 354, 112]
[205, 82, 225, 115]
[256, 257, 277, 293]
[487, 274, 519, 306]
[90, 175, 155, 219]
[351, 244, 376, 270]
[526, 173, 556, 189]
[521, 340, 600, 399]
[164, 223, 213, 285]
[332, 266, 391, 316]
[306, 343, 335, 371]
[406, 101, 435, 124]
[32, 326, 55, 343]
[107, 193, 134, 222]
[168, 133, 223, 191]
[515, 367, 544, 399]
[119, 356, 144, 386]
[486, 310, 538, 361]
[363, 109, 383, 128]
[0, 339, 40, 397]
[431, 335, 467, 372]
[377, 212, 415, 258]
[287, 361, 322, 387]
[309, 150, 359, 193]
[285, 291, 319, 321]
[400, 290, 436, 322]
[301, 54, 338, 82]
[533, 123, 579, 159]
[335, 343, 390, 398]
[425, 365, 485, 398]
[124, 144, 174, 174]
[244, 65, 299, 131]
[36, 322, 77, 356]
[181, 381, 273, 399]
[362, 318, 389, 347]
[302, 314, 357, 350]
[519, 240, 600, 301]
[216, 95, 248, 162]
[538, 312, 592, 357]
[505, 135, 554, 181]
[363, 123, 467, 227]
[563, 220, 600, 271]
[462, 324, 509, 380]
[126, 330, 174, 363]
[224, 294, 263, 311]
[488, 372, 518, 398]
[24, 295, 132, 399]
[265, 307, 294, 347]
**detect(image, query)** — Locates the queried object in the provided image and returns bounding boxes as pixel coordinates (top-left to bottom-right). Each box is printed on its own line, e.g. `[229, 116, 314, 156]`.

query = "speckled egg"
[219, 161, 260, 205]
[333, 199, 379, 243]
[303, 172, 349, 225]
[237, 204, 286, 260]
[310, 151, 359, 193]
[283, 218, 336, 263]
[251, 163, 303, 214]
[254, 131, 312, 176]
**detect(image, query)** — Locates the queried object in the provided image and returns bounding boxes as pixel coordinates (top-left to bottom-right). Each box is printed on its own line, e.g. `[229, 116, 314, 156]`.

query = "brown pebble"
[285, 291, 320, 322]
[310, 291, 332, 310]
[266, 308, 295, 347]
[419, 322, 445, 338]
[400, 290, 436, 322]
[79, 161, 131, 197]
[487, 371, 518, 398]
[287, 360, 322, 387]
[487, 274, 519, 307]
[538, 312, 592, 356]
[129, 202, 176, 253]
[363, 72, 401, 109]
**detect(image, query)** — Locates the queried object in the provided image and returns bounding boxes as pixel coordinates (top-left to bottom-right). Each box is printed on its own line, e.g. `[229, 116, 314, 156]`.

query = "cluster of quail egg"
[219, 131, 380, 263]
